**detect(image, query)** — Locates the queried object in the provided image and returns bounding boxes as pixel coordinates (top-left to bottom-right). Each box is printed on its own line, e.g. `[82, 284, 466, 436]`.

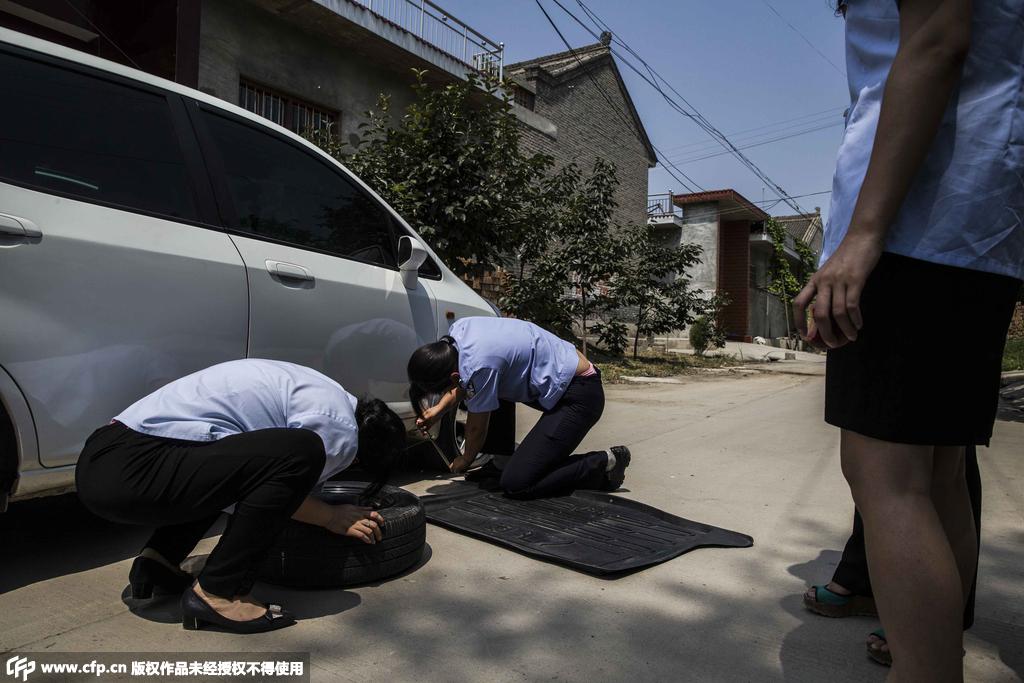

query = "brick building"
[0, 0, 507, 144]
[506, 32, 657, 229]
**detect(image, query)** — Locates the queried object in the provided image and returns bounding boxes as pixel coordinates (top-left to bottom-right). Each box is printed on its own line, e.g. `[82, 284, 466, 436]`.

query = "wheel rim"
[454, 404, 468, 456]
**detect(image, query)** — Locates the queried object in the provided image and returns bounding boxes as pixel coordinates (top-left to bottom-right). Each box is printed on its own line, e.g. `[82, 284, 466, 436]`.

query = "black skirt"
[825, 252, 1020, 446]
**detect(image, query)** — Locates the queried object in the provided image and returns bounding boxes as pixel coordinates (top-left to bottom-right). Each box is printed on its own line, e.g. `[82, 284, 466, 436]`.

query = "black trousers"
[832, 445, 982, 630]
[497, 372, 609, 499]
[75, 422, 325, 597]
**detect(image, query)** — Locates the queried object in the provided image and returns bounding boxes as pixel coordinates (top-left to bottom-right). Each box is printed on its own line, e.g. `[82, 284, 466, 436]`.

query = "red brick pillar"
[718, 221, 751, 341]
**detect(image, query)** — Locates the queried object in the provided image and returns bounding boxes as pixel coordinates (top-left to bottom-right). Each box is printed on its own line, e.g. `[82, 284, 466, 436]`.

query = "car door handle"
[266, 260, 313, 282]
[0, 213, 41, 238]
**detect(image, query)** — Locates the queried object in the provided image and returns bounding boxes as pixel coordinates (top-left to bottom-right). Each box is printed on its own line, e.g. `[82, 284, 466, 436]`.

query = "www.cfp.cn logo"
[5, 656, 35, 682]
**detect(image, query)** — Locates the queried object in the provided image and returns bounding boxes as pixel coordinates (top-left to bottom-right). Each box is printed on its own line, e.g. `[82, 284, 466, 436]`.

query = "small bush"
[690, 315, 726, 357]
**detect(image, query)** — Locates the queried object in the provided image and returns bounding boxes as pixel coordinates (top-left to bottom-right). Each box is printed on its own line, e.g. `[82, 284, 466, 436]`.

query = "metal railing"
[750, 223, 800, 253]
[354, 0, 504, 78]
[647, 192, 683, 218]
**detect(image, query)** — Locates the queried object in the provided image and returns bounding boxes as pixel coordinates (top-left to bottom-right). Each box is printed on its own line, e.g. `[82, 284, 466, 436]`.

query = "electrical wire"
[562, 0, 814, 216]
[658, 107, 846, 156]
[759, 0, 846, 77]
[665, 120, 843, 165]
[532, 0, 704, 193]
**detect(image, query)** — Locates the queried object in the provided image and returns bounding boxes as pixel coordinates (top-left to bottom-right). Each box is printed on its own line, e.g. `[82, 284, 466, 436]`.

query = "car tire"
[255, 481, 425, 588]
[435, 402, 467, 466]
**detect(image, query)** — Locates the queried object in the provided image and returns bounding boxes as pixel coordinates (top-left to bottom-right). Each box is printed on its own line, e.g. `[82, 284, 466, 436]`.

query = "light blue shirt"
[449, 317, 580, 413]
[115, 359, 359, 484]
[823, 0, 1024, 281]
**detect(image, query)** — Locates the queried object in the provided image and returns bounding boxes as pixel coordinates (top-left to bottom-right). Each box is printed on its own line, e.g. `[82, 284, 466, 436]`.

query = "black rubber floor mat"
[423, 489, 752, 576]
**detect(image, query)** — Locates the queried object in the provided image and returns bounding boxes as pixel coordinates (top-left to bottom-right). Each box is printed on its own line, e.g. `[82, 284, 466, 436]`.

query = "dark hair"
[407, 337, 459, 417]
[355, 397, 406, 498]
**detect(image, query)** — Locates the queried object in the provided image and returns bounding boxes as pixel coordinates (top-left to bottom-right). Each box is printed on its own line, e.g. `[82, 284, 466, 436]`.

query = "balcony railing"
[353, 0, 504, 79]
[647, 192, 683, 218]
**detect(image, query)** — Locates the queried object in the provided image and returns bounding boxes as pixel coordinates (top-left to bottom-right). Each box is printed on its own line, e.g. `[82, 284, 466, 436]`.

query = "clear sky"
[437, 0, 849, 222]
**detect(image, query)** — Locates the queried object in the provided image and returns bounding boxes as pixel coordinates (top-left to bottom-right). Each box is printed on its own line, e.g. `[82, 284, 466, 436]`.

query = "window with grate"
[512, 85, 535, 111]
[238, 79, 337, 138]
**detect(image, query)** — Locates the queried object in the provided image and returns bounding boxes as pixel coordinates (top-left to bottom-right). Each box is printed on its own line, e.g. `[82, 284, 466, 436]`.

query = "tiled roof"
[672, 189, 769, 221]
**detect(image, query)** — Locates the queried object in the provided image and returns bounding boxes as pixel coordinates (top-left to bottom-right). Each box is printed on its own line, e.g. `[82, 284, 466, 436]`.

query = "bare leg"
[840, 430, 964, 682]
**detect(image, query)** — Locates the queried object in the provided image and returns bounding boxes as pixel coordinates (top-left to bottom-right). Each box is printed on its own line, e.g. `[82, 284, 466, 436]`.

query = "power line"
[63, 0, 141, 70]
[665, 120, 843, 165]
[559, 0, 812, 216]
[532, 0, 704, 193]
[658, 106, 846, 155]
[759, 0, 846, 77]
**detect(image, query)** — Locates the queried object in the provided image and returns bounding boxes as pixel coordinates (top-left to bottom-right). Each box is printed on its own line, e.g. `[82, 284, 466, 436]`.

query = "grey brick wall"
[198, 0, 417, 145]
[517, 62, 651, 229]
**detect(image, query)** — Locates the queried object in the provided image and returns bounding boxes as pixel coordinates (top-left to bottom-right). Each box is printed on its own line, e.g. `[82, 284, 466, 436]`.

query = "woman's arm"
[795, 0, 972, 348]
[450, 410, 490, 473]
[415, 386, 460, 434]
[292, 496, 384, 543]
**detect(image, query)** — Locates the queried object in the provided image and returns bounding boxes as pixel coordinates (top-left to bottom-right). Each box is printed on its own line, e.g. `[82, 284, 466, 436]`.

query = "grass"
[1004, 337, 1024, 372]
[590, 350, 740, 384]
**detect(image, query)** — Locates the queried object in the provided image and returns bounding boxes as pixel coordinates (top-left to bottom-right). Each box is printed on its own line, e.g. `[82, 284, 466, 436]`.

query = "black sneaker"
[603, 446, 631, 491]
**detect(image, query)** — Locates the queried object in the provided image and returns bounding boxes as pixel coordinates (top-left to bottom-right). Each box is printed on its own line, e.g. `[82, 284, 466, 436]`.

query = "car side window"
[201, 110, 398, 268]
[0, 50, 197, 220]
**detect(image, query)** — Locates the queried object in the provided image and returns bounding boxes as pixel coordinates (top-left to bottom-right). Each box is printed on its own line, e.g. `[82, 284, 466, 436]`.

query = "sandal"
[803, 585, 878, 618]
[866, 628, 891, 666]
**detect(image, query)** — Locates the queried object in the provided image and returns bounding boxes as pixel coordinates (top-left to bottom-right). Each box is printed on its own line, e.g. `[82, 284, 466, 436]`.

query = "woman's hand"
[449, 452, 476, 474]
[416, 387, 460, 436]
[325, 504, 384, 544]
[794, 232, 883, 349]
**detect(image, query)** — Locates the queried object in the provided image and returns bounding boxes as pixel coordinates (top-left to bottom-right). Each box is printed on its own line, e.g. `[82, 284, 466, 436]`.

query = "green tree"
[765, 217, 817, 334]
[501, 159, 626, 354]
[606, 224, 704, 358]
[559, 158, 626, 356]
[308, 70, 553, 277]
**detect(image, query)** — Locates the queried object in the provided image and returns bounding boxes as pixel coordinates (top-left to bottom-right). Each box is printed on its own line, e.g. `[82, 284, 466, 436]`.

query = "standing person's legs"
[962, 445, 981, 629]
[830, 510, 872, 596]
[826, 445, 980, 621]
[842, 431, 967, 682]
[500, 374, 606, 499]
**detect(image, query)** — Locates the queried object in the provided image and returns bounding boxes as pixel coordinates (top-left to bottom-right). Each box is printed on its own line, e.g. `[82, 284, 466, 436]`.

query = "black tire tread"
[255, 482, 426, 588]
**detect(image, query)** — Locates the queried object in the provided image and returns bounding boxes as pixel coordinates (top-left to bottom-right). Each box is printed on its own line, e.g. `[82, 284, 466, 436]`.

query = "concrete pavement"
[2, 372, 1021, 682]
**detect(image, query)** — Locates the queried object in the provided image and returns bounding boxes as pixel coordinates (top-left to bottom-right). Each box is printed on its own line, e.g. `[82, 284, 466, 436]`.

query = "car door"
[0, 46, 248, 467]
[192, 105, 437, 410]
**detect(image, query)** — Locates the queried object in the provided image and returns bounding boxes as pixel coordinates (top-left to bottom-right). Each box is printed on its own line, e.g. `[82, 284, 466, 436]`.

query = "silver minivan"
[0, 28, 492, 508]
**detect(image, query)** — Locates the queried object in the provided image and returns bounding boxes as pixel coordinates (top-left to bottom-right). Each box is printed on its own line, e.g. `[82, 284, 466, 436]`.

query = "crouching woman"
[75, 359, 405, 634]
[408, 317, 630, 499]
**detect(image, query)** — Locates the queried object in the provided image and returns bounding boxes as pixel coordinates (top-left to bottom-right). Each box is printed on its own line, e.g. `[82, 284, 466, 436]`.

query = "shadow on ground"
[0, 493, 223, 595]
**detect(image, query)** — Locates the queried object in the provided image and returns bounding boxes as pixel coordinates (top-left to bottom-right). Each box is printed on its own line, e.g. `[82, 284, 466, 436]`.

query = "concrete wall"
[517, 61, 651, 229]
[749, 288, 792, 340]
[679, 203, 719, 295]
[198, 0, 418, 144]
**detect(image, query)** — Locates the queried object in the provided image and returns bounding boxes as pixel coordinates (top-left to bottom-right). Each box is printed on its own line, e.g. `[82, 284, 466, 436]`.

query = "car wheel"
[436, 401, 468, 466]
[255, 481, 425, 588]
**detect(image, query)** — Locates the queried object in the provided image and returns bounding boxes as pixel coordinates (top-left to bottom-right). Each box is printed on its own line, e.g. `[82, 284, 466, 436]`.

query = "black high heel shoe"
[180, 588, 296, 634]
[128, 556, 193, 600]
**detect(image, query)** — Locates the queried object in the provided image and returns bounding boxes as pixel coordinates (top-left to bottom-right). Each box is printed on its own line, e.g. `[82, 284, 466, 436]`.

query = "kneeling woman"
[75, 359, 405, 634]
[408, 317, 629, 498]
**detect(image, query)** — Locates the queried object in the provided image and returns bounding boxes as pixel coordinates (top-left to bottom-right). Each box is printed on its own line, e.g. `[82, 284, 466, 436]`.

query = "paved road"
[2, 372, 1021, 682]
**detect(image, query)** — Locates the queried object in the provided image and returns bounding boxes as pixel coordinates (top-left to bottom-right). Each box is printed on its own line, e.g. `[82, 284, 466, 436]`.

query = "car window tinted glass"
[0, 50, 197, 219]
[202, 110, 397, 268]
[419, 255, 442, 279]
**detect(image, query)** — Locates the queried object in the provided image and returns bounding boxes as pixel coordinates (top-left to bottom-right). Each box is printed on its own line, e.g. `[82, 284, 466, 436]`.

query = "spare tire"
[255, 482, 425, 588]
